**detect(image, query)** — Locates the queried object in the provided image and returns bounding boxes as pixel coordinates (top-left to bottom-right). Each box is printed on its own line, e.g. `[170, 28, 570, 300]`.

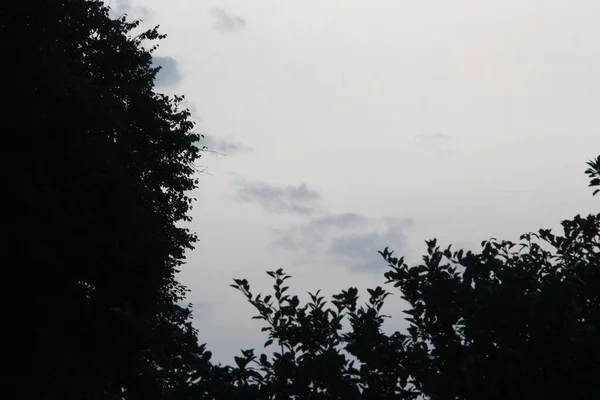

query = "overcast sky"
[110, 0, 599, 364]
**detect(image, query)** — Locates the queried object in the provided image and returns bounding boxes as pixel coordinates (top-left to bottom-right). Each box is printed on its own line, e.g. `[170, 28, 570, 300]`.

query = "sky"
[109, 0, 599, 364]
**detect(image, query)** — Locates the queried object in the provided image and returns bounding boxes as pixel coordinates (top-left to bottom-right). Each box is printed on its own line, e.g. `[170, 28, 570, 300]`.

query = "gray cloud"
[152, 56, 181, 87]
[271, 213, 366, 256]
[209, 8, 246, 33]
[310, 213, 366, 229]
[328, 219, 412, 271]
[235, 181, 321, 215]
[272, 213, 413, 272]
[329, 233, 383, 270]
[199, 135, 251, 155]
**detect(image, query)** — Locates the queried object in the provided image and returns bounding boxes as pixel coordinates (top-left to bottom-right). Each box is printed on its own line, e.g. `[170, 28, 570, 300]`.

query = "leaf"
[234, 356, 248, 369]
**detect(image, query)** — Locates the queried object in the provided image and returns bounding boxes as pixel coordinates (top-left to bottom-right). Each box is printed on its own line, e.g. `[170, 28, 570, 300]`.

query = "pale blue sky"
[111, 0, 599, 364]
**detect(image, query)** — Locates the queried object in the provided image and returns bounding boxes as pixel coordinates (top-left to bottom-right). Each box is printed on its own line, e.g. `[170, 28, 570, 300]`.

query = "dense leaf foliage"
[224, 158, 600, 399]
[4, 1, 204, 399]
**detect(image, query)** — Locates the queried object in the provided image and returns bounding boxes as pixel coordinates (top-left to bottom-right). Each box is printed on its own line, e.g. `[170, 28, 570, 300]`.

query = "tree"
[228, 156, 600, 399]
[4, 1, 204, 398]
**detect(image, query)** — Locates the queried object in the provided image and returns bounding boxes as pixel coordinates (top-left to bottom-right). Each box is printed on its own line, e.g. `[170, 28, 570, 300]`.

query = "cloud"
[328, 218, 413, 271]
[152, 56, 181, 87]
[272, 213, 413, 272]
[235, 181, 321, 215]
[272, 213, 367, 256]
[199, 135, 251, 155]
[329, 233, 383, 269]
[233, 179, 411, 271]
[310, 212, 367, 229]
[209, 8, 246, 33]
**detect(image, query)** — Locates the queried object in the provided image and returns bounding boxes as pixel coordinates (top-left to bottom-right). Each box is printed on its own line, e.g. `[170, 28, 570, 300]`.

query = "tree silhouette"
[4, 1, 204, 398]
[227, 156, 600, 399]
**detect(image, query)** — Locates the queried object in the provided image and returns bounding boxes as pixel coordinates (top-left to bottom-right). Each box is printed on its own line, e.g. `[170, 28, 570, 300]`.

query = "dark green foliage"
[227, 157, 600, 399]
[586, 155, 600, 195]
[379, 219, 600, 399]
[4, 1, 203, 398]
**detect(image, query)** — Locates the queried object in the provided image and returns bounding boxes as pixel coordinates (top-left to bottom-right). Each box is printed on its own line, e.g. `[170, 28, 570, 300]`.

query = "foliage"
[226, 157, 600, 399]
[4, 1, 204, 399]
[586, 155, 600, 196]
[226, 271, 417, 399]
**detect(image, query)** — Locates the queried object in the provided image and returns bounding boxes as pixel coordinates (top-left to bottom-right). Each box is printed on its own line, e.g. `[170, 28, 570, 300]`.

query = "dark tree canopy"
[222, 158, 600, 400]
[4, 1, 205, 399]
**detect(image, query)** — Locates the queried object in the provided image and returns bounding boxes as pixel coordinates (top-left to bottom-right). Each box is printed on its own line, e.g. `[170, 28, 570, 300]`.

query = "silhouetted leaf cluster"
[586, 155, 600, 196]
